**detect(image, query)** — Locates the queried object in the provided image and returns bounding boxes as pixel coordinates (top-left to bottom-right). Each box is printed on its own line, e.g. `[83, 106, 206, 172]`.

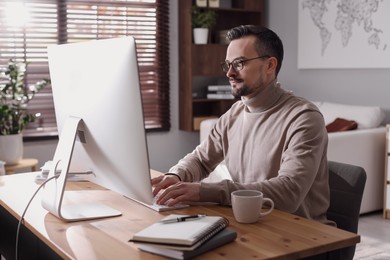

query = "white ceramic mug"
[231, 190, 274, 223]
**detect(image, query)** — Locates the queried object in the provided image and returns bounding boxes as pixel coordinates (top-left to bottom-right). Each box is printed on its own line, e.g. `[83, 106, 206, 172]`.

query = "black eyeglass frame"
[221, 55, 271, 72]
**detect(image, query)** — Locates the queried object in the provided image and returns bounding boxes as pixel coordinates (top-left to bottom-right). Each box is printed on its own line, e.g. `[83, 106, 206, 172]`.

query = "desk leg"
[0, 205, 62, 260]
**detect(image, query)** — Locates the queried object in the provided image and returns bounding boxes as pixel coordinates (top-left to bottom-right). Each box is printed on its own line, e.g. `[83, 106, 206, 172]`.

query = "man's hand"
[151, 174, 180, 196]
[151, 175, 200, 206]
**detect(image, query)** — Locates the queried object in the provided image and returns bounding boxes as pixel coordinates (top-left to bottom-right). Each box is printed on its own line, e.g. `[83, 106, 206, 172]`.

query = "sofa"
[199, 102, 386, 214]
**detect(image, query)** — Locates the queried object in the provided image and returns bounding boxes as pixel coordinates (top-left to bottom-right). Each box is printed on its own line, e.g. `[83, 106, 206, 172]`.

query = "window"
[0, 0, 170, 137]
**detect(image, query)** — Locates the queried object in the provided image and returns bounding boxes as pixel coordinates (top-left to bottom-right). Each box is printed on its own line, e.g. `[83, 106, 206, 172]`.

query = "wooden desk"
[0, 172, 360, 259]
[4, 158, 38, 174]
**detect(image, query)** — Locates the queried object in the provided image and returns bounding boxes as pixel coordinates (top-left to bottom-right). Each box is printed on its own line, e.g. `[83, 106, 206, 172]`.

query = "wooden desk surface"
[0, 172, 360, 260]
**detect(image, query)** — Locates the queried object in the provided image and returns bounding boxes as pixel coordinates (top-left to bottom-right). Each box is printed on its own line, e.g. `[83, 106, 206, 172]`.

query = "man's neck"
[241, 78, 277, 101]
[242, 79, 281, 113]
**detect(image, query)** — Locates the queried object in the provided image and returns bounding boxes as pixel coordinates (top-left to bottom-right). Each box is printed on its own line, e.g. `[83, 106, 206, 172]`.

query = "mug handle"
[259, 198, 274, 217]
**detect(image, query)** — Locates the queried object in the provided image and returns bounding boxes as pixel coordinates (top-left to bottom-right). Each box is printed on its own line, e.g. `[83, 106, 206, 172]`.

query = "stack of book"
[129, 214, 237, 260]
[206, 85, 234, 100]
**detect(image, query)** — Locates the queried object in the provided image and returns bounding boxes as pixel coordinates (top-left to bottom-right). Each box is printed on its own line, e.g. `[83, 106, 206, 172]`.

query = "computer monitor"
[42, 37, 155, 221]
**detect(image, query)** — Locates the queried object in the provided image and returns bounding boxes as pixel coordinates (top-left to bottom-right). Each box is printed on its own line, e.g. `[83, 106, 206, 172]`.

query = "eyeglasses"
[221, 55, 270, 72]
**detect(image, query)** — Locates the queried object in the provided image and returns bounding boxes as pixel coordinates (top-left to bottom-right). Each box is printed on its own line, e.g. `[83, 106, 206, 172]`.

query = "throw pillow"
[326, 118, 358, 133]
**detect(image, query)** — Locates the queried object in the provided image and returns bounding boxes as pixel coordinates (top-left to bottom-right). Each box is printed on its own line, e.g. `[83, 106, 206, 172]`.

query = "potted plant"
[0, 59, 49, 165]
[191, 6, 217, 44]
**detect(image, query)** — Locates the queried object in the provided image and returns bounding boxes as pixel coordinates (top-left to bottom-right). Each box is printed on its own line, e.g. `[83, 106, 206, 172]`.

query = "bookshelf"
[178, 0, 265, 131]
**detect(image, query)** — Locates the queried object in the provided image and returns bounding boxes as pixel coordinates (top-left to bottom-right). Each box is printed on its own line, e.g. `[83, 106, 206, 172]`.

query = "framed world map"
[298, 0, 389, 69]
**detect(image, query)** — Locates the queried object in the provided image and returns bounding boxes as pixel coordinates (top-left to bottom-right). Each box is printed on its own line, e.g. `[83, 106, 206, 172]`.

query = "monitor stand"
[41, 116, 122, 222]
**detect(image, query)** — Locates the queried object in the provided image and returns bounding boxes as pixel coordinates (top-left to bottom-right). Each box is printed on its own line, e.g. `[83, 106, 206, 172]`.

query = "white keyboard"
[148, 195, 189, 212]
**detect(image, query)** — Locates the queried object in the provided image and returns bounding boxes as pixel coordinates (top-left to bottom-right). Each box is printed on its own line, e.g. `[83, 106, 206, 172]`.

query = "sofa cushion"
[316, 102, 385, 129]
[326, 118, 358, 133]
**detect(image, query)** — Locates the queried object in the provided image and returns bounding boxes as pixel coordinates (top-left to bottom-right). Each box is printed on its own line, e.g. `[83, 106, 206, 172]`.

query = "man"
[152, 25, 332, 225]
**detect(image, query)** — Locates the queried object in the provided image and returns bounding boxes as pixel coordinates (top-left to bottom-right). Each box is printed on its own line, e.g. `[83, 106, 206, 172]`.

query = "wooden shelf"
[178, 0, 264, 131]
[193, 98, 236, 102]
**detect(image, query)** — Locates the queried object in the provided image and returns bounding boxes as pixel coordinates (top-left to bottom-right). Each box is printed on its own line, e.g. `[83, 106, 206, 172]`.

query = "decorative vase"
[193, 28, 209, 44]
[0, 133, 23, 165]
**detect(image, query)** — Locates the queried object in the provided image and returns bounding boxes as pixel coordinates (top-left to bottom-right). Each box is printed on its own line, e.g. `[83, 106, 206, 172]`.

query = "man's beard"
[231, 77, 264, 98]
[232, 84, 252, 98]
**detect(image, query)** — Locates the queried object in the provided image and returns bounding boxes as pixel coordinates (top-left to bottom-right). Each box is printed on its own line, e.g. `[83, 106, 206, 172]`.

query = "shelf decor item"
[0, 59, 50, 164]
[196, 0, 207, 7]
[191, 5, 216, 44]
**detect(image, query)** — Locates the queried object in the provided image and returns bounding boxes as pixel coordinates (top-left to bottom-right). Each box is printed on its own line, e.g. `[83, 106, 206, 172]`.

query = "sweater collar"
[242, 79, 283, 113]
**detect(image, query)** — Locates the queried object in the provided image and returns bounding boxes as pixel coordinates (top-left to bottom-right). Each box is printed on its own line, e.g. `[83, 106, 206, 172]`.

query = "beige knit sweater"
[169, 82, 333, 225]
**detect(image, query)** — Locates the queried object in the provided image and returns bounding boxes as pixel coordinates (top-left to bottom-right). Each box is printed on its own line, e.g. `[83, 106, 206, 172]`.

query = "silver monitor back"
[43, 37, 154, 221]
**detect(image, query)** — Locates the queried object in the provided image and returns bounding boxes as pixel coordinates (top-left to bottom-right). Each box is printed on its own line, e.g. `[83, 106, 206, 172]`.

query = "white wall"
[266, 0, 390, 123]
[22, 1, 200, 173]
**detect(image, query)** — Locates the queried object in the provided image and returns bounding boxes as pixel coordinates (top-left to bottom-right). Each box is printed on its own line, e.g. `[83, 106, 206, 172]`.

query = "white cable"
[15, 175, 57, 260]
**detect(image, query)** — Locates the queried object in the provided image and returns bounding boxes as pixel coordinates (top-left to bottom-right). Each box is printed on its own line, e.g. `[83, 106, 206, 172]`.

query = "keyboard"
[148, 194, 189, 212]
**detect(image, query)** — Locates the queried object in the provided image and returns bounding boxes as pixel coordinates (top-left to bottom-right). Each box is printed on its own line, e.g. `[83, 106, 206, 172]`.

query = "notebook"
[138, 228, 237, 260]
[129, 214, 229, 251]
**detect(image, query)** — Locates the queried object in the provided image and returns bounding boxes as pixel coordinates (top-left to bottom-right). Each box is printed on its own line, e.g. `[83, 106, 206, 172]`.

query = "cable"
[15, 175, 57, 260]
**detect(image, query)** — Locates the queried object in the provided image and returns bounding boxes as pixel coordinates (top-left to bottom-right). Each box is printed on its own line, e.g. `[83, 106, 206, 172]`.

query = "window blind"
[0, 0, 170, 137]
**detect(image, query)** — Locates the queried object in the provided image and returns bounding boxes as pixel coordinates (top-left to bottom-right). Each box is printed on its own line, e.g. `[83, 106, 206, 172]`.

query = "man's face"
[224, 36, 274, 99]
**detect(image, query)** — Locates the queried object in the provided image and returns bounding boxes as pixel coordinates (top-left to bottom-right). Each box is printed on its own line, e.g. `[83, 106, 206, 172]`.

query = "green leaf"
[0, 59, 50, 135]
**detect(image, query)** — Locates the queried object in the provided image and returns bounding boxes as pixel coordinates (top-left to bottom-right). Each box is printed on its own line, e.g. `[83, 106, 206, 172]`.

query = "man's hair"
[227, 25, 284, 76]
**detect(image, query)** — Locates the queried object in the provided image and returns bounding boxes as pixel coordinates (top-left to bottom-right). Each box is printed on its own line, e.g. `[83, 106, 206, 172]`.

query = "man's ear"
[266, 57, 278, 74]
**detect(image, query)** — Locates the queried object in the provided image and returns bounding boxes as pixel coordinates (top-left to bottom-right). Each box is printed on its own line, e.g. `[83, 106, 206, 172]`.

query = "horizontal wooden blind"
[0, 0, 169, 137]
